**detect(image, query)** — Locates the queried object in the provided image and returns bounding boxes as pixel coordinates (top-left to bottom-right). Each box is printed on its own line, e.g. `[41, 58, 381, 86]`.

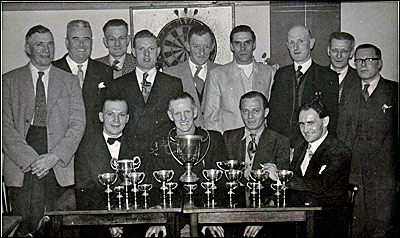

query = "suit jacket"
[52, 55, 113, 130]
[268, 62, 338, 144]
[338, 65, 359, 104]
[107, 69, 183, 157]
[203, 60, 276, 133]
[2, 64, 86, 187]
[288, 134, 351, 206]
[95, 53, 136, 77]
[163, 60, 221, 128]
[223, 127, 290, 170]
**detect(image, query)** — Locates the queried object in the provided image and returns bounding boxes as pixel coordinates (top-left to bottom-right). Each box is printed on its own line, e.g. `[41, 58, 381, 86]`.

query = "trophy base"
[179, 172, 199, 183]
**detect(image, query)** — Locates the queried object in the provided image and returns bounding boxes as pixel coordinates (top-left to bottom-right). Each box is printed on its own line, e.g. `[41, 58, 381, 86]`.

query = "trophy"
[138, 184, 153, 209]
[165, 182, 178, 208]
[153, 170, 174, 207]
[168, 128, 210, 183]
[277, 170, 293, 207]
[270, 181, 283, 207]
[249, 169, 269, 208]
[184, 183, 197, 206]
[202, 169, 223, 207]
[114, 185, 125, 210]
[201, 181, 214, 207]
[98, 172, 118, 210]
[127, 172, 145, 209]
[216, 160, 247, 171]
[224, 169, 243, 208]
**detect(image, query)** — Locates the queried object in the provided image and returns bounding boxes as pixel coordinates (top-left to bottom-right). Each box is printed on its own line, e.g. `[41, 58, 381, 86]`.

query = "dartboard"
[157, 17, 217, 69]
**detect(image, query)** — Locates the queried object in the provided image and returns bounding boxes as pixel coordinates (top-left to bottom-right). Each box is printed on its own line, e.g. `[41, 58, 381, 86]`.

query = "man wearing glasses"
[337, 44, 398, 237]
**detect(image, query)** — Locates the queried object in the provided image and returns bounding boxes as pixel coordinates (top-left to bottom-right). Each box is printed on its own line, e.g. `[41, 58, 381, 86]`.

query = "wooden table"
[44, 207, 181, 237]
[2, 215, 22, 237]
[183, 206, 322, 237]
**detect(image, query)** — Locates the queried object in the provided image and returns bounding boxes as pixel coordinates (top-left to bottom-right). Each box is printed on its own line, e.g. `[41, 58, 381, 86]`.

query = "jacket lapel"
[304, 136, 331, 177]
[20, 64, 36, 112]
[47, 66, 64, 113]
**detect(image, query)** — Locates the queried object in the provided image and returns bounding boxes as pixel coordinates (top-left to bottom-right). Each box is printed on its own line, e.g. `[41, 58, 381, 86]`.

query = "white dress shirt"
[66, 55, 89, 80]
[242, 126, 265, 178]
[136, 67, 157, 91]
[104, 132, 122, 159]
[189, 58, 207, 81]
[330, 64, 349, 86]
[300, 131, 328, 176]
[30, 63, 51, 124]
[294, 58, 312, 74]
[361, 74, 380, 96]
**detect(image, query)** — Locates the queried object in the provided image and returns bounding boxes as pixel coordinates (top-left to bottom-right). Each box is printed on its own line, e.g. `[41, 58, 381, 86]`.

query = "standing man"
[108, 30, 183, 161]
[53, 19, 113, 131]
[95, 19, 137, 79]
[337, 44, 398, 237]
[203, 25, 276, 134]
[2, 25, 85, 236]
[163, 25, 220, 128]
[268, 25, 338, 145]
[327, 32, 359, 104]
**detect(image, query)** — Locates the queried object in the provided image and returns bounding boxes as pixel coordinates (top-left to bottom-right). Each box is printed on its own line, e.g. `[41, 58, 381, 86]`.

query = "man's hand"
[201, 226, 224, 237]
[31, 153, 59, 178]
[261, 163, 278, 181]
[244, 225, 263, 237]
[109, 226, 123, 237]
[146, 225, 166, 237]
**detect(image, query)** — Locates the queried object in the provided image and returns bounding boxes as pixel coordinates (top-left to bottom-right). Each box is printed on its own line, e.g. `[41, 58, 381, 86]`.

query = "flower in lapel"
[98, 82, 106, 93]
[318, 165, 327, 174]
[382, 104, 392, 113]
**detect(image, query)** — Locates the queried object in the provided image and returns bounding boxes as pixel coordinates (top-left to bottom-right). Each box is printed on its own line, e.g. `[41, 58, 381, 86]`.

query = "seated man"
[265, 97, 351, 238]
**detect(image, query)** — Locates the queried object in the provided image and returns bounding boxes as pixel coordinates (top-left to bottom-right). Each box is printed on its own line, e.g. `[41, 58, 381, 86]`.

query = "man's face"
[286, 27, 315, 64]
[240, 97, 268, 133]
[188, 33, 214, 66]
[298, 109, 328, 143]
[328, 38, 354, 71]
[230, 31, 256, 65]
[99, 100, 129, 137]
[66, 27, 92, 64]
[167, 98, 198, 135]
[355, 48, 382, 83]
[103, 25, 130, 59]
[133, 37, 160, 71]
[25, 32, 55, 70]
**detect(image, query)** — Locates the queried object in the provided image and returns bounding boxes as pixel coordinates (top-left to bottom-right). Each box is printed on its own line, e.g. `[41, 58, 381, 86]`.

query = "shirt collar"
[29, 62, 51, 75]
[66, 55, 89, 73]
[309, 131, 328, 153]
[294, 58, 312, 74]
[331, 64, 349, 85]
[188, 58, 207, 76]
[136, 67, 157, 84]
[361, 74, 380, 95]
[103, 131, 123, 141]
[110, 54, 126, 69]
[242, 126, 265, 142]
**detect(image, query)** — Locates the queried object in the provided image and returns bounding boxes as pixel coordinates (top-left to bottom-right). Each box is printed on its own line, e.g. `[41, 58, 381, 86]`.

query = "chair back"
[347, 183, 359, 238]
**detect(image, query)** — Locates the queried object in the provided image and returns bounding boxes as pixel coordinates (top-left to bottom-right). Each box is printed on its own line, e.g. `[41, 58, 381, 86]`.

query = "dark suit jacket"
[288, 134, 351, 206]
[52, 55, 113, 130]
[268, 62, 338, 145]
[338, 66, 359, 104]
[107, 70, 183, 157]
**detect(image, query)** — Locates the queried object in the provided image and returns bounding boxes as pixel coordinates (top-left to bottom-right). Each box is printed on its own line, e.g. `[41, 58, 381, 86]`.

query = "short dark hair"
[100, 96, 129, 114]
[133, 30, 158, 48]
[25, 25, 52, 43]
[239, 91, 269, 110]
[230, 25, 256, 43]
[328, 32, 355, 48]
[102, 19, 128, 34]
[299, 94, 329, 119]
[355, 43, 382, 59]
[188, 25, 214, 42]
[169, 92, 195, 106]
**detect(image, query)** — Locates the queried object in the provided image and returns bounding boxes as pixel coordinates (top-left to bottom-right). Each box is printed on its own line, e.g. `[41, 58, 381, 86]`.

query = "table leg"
[306, 210, 315, 237]
[166, 213, 179, 237]
[190, 213, 199, 237]
[49, 216, 62, 237]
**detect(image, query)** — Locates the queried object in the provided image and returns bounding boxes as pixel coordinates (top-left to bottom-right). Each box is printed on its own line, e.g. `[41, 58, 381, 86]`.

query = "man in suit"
[268, 25, 339, 146]
[337, 44, 398, 237]
[95, 19, 137, 79]
[2, 25, 86, 236]
[163, 25, 220, 128]
[52, 19, 113, 131]
[107, 30, 183, 160]
[203, 25, 276, 134]
[267, 97, 351, 237]
[327, 32, 359, 104]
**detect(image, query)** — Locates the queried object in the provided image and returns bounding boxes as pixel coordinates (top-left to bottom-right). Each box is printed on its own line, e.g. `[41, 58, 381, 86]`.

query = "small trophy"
[202, 169, 223, 207]
[184, 183, 198, 206]
[224, 169, 243, 208]
[114, 185, 125, 210]
[277, 170, 293, 207]
[166, 182, 178, 207]
[216, 160, 247, 171]
[249, 169, 269, 208]
[127, 172, 145, 209]
[153, 170, 174, 207]
[138, 184, 153, 209]
[201, 181, 214, 207]
[168, 128, 210, 183]
[98, 172, 118, 210]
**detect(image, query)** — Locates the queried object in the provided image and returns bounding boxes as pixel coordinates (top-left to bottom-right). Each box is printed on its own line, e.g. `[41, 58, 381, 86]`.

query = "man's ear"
[126, 114, 130, 124]
[327, 46, 331, 57]
[193, 106, 198, 119]
[230, 42, 234, 53]
[99, 112, 104, 123]
[322, 116, 330, 127]
[132, 47, 136, 57]
[157, 47, 161, 57]
[25, 43, 31, 56]
[103, 37, 108, 49]
[310, 38, 316, 50]
[264, 108, 270, 118]
[65, 38, 69, 50]
[167, 109, 174, 122]
[185, 41, 190, 53]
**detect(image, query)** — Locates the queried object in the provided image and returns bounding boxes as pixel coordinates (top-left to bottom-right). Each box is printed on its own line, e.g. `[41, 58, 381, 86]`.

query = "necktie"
[245, 134, 257, 179]
[111, 60, 120, 71]
[338, 73, 344, 103]
[77, 64, 84, 88]
[294, 65, 304, 108]
[300, 143, 313, 176]
[142, 72, 151, 103]
[33, 71, 47, 127]
[295, 66, 303, 84]
[193, 66, 204, 103]
[362, 84, 370, 102]
[107, 136, 122, 145]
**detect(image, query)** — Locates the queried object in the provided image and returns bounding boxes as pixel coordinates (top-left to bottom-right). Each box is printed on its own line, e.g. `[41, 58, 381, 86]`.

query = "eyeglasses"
[354, 58, 380, 65]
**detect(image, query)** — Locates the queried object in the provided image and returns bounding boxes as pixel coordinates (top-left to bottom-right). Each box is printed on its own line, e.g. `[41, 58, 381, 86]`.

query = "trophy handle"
[132, 156, 141, 170]
[194, 128, 211, 166]
[287, 171, 294, 181]
[112, 173, 118, 184]
[138, 172, 145, 184]
[216, 161, 224, 170]
[167, 128, 183, 166]
[153, 171, 161, 183]
[167, 170, 175, 182]
[110, 158, 118, 171]
[202, 170, 207, 180]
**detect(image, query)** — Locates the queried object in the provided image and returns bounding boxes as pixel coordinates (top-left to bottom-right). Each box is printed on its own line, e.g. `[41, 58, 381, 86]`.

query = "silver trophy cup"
[98, 172, 118, 210]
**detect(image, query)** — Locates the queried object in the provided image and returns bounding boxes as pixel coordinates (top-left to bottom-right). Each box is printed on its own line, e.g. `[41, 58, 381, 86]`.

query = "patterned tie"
[362, 84, 370, 102]
[294, 65, 304, 108]
[295, 65, 303, 84]
[33, 71, 47, 127]
[193, 66, 204, 102]
[142, 72, 151, 103]
[300, 143, 313, 176]
[245, 134, 257, 179]
[77, 64, 84, 88]
[338, 73, 344, 103]
[111, 60, 121, 71]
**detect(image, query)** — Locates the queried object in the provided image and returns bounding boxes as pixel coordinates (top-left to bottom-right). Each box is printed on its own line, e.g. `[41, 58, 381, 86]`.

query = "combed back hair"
[101, 96, 129, 114]
[169, 92, 195, 106]
[239, 91, 269, 110]
[67, 20, 92, 37]
[103, 19, 128, 34]
[289, 25, 313, 39]
[133, 30, 158, 48]
[299, 95, 329, 119]
[328, 32, 355, 48]
[188, 25, 214, 42]
[355, 43, 382, 59]
[230, 25, 256, 43]
[25, 25, 52, 43]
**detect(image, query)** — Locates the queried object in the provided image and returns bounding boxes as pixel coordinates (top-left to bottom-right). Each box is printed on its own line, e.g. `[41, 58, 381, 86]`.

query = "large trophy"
[168, 128, 210, 183]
